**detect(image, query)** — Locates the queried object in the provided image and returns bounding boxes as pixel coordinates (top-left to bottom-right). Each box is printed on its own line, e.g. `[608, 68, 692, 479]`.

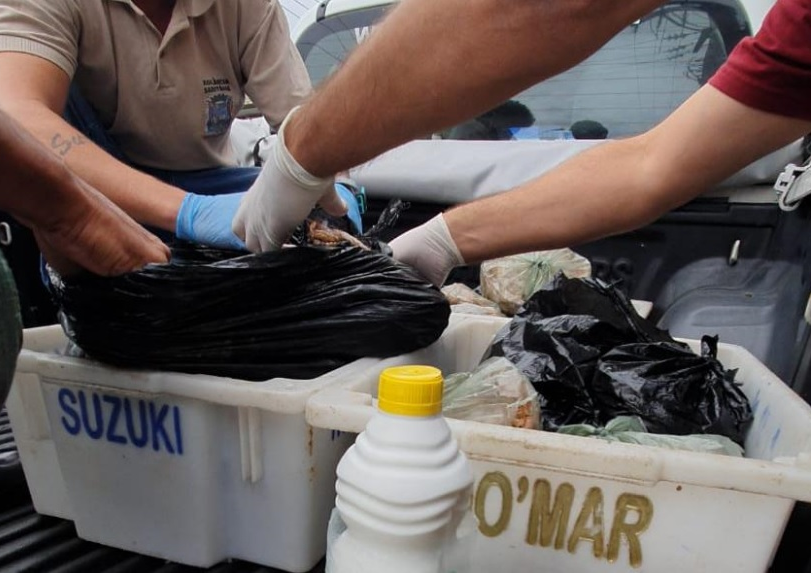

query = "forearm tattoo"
[51, 132, 87, 157]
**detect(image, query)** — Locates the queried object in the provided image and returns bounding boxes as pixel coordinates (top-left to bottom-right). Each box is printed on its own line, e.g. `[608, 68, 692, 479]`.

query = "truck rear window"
[298, 2, 748, 140]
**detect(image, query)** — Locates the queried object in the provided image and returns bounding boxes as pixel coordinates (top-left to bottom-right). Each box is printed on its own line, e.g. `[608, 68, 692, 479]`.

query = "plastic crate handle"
[306, 389, 374, 434]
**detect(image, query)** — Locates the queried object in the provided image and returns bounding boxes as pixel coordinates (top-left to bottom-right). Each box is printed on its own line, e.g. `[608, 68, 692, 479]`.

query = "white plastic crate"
[306, 315, 811, 573]
[5, 324, 376, 572]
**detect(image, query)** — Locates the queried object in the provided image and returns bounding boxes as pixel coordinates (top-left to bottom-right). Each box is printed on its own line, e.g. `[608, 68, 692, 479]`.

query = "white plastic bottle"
[326, 365, 474, 573]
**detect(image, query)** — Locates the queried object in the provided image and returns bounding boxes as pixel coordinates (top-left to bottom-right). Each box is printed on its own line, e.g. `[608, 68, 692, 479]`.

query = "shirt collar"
[107, 0, 217, 18]
[185, 0, 217, 18]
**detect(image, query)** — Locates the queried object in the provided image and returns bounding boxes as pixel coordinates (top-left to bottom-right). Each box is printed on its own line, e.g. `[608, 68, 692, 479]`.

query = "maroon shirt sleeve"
[709, 0, 811, 121]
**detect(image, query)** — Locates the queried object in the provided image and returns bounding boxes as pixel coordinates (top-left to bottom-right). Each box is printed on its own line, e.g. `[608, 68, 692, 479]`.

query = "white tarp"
[349, 139, 604, 203]
[348, 139, 804, 204]
[229, 118, 803, 205]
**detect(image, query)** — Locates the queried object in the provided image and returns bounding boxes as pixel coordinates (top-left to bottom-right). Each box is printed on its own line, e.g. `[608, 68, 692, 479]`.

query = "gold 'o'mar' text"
[474, 472, 654, 568]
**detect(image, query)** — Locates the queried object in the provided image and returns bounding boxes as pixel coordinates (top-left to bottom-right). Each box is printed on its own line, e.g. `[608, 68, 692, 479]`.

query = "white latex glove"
[389, 213, 465, 287]
[232, 107, 346, 251]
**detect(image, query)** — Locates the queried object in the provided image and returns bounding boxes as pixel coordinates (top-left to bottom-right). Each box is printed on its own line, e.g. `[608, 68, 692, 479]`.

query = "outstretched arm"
[448, 86, 811, 260]
[391, 86, 811, 285]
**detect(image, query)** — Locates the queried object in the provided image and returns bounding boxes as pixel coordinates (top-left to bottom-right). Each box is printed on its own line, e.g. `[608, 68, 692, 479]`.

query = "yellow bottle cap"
[378, 365, 443, 417]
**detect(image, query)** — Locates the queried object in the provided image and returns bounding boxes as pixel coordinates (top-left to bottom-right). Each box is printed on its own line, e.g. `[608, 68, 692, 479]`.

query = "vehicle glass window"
[298, 3, 745, 140]
[303, 27, 372, 86]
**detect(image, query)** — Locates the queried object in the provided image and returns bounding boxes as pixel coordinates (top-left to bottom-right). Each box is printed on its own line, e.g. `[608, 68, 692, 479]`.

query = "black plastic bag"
[485, 275, 674, 429]
[512, 274, 674, 346]
[51, 243, 450, 381]
[486, 313, 605, 428]
[593, 336, 752, 445]
[485, 275, 752, 444]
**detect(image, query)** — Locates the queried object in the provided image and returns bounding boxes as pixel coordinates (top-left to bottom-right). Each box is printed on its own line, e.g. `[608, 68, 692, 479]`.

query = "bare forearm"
[445, 87, 811, 263]
[2, 100, 184, 231]
[444, 138, 674, 261]
[0, 107, 170, 276]
[287, 0, 665, 176]
[0, 105, 147, 233]
[0, 107, 77, 227]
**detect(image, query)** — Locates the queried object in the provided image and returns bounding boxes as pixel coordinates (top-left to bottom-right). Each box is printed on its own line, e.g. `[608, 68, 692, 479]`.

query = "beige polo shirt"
[0, 0, 312, 170]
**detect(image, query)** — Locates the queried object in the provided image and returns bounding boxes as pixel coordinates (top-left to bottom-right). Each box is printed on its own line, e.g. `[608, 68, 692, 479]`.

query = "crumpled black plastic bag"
[485, 275, 674, 429]
[513, 274, 675, 346]
[486, 313, 605, 428]
[485, 274, 752, 444]
[50, 243, 450, 381]
[593, 336, 751, 444]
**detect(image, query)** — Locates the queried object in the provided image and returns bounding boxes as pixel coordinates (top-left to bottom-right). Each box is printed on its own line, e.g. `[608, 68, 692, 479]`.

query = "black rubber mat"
[0, 408, 17, 465]
[0, 407, 26, 512]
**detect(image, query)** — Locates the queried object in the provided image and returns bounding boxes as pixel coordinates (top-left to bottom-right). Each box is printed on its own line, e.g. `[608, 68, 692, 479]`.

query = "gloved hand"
[389, 213, 465, 287]
[334, 180, 364, 234]
[232, 106, 347, 252]
[176, 192, 247, 251]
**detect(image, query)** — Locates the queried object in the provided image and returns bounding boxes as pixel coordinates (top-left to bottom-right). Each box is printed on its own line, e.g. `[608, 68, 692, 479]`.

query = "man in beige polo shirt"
[0, 0, 348, 252]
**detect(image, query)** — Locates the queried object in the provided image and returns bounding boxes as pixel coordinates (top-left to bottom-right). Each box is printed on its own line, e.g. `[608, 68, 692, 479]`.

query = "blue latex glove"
[176, 193, 247, 251]
[335, 182, 363, 234]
